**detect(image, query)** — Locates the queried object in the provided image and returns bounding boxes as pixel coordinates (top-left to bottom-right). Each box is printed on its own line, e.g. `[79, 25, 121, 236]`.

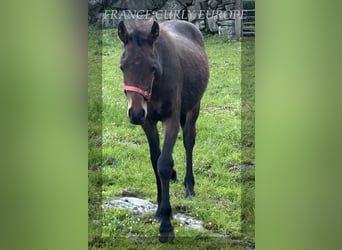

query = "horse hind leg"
[182, 103, 200, 197]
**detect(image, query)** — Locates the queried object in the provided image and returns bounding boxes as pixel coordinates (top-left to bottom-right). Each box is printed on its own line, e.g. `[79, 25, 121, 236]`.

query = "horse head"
[118, 19, 161, 124]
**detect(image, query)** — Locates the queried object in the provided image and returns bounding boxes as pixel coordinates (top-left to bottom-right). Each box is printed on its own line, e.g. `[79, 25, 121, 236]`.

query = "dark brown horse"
[118, 19, 209, 242]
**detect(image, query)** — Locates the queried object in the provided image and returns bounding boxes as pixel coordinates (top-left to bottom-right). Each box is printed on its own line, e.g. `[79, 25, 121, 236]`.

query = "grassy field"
[88, 26, 255, 249]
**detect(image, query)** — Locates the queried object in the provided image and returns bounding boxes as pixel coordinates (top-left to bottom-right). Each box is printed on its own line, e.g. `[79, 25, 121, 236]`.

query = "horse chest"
[148, 100, 174, 122]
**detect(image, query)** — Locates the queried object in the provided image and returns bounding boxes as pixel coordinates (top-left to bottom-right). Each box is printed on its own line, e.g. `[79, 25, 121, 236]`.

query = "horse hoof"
[159, 229, 175, 243]
[185, 188, 195, 198]
[171, 169, 177, 183]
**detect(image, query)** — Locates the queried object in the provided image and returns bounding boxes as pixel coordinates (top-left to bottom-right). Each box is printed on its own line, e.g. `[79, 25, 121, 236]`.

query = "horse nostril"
[128, 108, 133, 119]
[139, 109, 146, 119]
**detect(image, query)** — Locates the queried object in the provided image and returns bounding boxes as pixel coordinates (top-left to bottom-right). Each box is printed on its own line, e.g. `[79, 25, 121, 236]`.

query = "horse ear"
[149, 21, 159, 44]
[118, 21, 128, 44]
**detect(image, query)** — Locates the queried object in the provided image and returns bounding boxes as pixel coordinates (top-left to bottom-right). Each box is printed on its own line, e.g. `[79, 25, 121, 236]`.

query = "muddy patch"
[104, 197, 204, 230]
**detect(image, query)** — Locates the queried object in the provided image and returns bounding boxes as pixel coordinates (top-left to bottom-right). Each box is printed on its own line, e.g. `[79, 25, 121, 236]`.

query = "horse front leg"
[141, 120, 162, 219]
[157, 117, 179, 243]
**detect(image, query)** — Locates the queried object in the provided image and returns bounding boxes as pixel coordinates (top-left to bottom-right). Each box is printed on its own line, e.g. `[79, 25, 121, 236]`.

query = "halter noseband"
[123, 85, 152, 101]
[123, 75, 155, 102]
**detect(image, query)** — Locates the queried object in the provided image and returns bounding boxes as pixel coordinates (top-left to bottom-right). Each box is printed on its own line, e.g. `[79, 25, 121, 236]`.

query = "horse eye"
[120, 65, 124, 71]
[151, 65, 156, 73]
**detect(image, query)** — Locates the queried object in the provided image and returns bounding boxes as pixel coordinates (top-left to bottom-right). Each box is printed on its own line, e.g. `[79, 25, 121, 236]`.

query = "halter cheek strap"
[123, 85, 152, 101]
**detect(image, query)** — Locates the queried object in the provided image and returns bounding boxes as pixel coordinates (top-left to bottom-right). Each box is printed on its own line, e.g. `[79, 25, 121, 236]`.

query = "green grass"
[88, 26, 255, 249]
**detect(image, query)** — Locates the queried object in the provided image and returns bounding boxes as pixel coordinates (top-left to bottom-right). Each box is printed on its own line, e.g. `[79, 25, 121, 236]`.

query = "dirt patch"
[202, 106, 238, 112]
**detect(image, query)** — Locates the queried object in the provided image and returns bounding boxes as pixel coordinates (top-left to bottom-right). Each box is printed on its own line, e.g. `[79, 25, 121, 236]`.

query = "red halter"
[123, 75, 155, 101]
[123, 85, 152, 101]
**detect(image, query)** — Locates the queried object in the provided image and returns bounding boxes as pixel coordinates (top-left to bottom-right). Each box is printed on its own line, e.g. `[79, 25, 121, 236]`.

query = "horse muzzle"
[128, 107, 146, 125]
[126, 89, 148, 125]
